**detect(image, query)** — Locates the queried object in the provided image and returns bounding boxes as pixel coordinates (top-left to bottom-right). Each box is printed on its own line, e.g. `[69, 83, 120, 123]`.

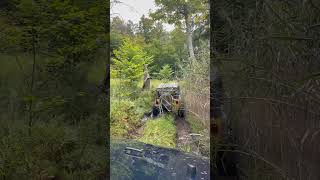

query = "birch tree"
[151, 0, 207, 60]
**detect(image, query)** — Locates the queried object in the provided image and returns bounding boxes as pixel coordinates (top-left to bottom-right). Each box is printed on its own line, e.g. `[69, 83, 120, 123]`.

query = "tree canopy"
[151, 0, 208, 60]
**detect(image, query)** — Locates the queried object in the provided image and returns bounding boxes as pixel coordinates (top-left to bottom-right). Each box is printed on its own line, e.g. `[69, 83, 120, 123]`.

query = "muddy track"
[175, 116, 192, 149]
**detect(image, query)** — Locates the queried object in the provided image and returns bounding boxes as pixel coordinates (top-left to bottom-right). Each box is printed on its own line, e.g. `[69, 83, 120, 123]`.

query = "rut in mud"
[175, 116, 193, 149]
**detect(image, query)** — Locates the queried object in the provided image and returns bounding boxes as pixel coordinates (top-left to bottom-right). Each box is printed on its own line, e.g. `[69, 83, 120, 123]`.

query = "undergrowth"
[186, 113, 206, 134]
[110, 78, 165, 138]
[185, 113, 210, 157]
[0, 120, 106, 179]
[110, 99, 140, 138]
[111, 78, 179, 149]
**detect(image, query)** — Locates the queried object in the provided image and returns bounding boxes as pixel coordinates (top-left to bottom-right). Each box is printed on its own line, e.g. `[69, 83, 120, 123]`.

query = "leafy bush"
[134, 90, 155, 115]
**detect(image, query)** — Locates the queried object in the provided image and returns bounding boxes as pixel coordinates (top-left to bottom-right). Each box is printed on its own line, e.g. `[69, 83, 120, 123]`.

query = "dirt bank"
[175, 116, 192, 149]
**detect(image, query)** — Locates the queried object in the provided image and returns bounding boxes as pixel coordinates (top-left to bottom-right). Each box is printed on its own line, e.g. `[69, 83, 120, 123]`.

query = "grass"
[184, 112, 210, 157]
[177, 113, 205, 154]
[185, 113, 206, 134]
[138, 115, 176, 148]
[110, 78, 120, 87]
[110, 77, 178, 145]
[110, 99, 140, 138]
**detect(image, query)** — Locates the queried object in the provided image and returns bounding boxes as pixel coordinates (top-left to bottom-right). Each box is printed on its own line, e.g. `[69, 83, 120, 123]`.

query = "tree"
[0, 0, 109, 178]
[138, 15, 155, 43]
[112, 38, 153, 95]
[211, 0, 320, 178]
[4, 0, 50, 132]
[170, 27, 188, 70]
[146, 35, 177, 74]
[45, 1, 104, 66]
[138, 23, 183, 75]
[159, 64, 174, 81]
[111, 16, 138, 57]
[151, 0, 207, 60]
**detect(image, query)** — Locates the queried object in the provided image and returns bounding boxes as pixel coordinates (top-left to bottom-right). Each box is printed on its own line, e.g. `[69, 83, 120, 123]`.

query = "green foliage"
[185, 113, 209, 157]
[146, 35, 180, 75]
[182, 41, 209, 93]
[86, 58, 106, 84]
[134, 90, 155, 115]
[158, 64, 174, 81]
[110, 78, 179, 143]
[186, 113, 205, 134]
[112, 38, 153, 95]
[0, 0, 108, 178]
[151, 0, 208, 60]
[152, 0, 207, 25]
[110, 16, 136, 56]
[46, 1, 106, 64]
[170, 28, 188, 61]
[140, 26, 188, 76]
[0, 55, 108, 178]
[0, 121, 106, 179]
[110, 78, 154, 138]
[137, 15, 155, 43]
[139, 115, 176, 148]
[110, 99, 140, 138]
[2, 0, 107, 63]
[211, 0, 320, 178]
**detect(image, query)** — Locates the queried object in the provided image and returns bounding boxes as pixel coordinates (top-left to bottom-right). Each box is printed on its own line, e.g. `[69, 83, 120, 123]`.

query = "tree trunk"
[184, 13, 195, 60]
[28, 27, 37, 135]
[142, 65, 150, 91]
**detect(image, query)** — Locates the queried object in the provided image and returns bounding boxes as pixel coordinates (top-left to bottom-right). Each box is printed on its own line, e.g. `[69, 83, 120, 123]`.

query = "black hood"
[110, 139, 210, 180]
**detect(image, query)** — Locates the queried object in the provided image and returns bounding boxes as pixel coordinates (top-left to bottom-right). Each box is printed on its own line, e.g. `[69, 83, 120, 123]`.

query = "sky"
[111, 0, 175, 31]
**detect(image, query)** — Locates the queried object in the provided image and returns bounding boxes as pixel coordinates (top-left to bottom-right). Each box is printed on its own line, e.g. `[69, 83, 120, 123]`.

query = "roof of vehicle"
[157, 83, 179, 89]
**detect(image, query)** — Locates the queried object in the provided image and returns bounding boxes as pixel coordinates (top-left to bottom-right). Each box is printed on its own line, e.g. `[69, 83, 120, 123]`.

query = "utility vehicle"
[152, 83, 185, 118]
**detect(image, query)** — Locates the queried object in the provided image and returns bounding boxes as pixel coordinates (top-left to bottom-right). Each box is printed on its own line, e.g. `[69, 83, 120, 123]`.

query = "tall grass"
[186, 113, 206, 134]
[138, 115, 176, 148]
[0, 53, 108, 179]
[110, 99, 140, 137]
[110, 78, 178, 147]
[184, 112, 210, 157]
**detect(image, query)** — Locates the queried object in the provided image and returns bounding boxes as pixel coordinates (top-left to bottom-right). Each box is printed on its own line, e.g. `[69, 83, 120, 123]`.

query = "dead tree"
[142, 64, 150, 91]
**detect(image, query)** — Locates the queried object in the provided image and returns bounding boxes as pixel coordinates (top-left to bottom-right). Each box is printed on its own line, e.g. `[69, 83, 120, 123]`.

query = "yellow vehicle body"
[154, 83, 185, 117]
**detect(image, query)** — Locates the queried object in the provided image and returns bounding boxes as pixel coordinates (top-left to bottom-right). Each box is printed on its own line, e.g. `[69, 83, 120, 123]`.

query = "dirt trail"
[175, 116, 192, 149]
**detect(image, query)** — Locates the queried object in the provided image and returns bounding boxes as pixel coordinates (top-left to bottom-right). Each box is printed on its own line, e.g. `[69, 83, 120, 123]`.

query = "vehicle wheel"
[178, 109, 184, 118]
[152, 106, 159, 117]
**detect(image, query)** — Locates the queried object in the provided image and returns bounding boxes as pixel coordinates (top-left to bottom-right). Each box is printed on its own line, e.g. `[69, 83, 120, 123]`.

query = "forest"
[0, 0, 319, 179]
[0, 0, 211, 179]
[0, 0, 108, 179]
[110, 0, 210, 157]
[211, 0, 320, 179]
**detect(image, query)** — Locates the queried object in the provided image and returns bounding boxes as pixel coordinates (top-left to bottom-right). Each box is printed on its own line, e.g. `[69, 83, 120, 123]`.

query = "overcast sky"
[111, 0, 174, 31]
